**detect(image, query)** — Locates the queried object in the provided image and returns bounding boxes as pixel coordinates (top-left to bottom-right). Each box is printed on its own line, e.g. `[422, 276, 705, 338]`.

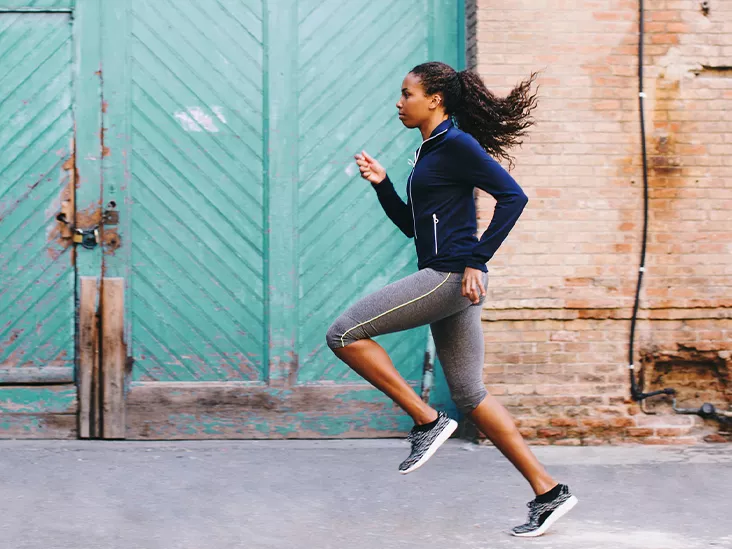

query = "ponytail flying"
[410, 62, 539, 168]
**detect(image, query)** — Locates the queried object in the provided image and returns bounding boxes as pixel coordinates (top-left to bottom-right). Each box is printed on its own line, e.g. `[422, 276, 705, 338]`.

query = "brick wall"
[469, 0, 731, 444]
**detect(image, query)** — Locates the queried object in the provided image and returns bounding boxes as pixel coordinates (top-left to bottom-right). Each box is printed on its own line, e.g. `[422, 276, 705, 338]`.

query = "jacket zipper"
[433, 213, 439, 255]
[407, 128, 448, 241]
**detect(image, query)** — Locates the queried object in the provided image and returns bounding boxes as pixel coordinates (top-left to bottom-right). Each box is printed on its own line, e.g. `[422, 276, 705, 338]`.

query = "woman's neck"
[420, 113, 450, 141]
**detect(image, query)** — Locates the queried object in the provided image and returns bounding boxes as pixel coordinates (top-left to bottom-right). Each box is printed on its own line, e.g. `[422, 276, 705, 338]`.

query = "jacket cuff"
[371, 174, 393, 194]
[464, 258, 488, 272]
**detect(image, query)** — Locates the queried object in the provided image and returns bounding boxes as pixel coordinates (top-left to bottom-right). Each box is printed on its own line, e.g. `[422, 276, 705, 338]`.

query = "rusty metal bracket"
[102, 210, 119, 225]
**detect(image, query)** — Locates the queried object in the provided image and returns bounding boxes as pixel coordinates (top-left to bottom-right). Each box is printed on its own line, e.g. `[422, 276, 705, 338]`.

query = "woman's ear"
[430, 94, 442, 110]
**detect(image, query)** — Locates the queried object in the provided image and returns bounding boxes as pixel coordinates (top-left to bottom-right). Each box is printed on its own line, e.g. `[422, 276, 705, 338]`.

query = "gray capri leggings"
[326, 268, 489, 413]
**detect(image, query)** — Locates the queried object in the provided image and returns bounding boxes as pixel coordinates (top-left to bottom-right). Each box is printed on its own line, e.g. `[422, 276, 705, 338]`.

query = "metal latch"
[103, 201, 119, 225]
[56, 213, 99, 250]
[103, 210, 119, 225]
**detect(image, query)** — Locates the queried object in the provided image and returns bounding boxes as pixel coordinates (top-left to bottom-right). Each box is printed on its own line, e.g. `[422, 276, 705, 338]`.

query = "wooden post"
[101, 277, 126, 439]
[78, 277, 99, 438]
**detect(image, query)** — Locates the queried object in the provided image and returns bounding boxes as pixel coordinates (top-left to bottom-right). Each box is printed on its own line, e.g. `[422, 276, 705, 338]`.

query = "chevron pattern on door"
[296, 0, 431, 384]
[0, 0, 73, 8]
[0, 12, 74, 370]
[127, 0, 265, 382]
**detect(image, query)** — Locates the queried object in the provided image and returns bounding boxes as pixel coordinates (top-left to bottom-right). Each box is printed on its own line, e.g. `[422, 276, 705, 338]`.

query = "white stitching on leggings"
[340, 273, 452, 348]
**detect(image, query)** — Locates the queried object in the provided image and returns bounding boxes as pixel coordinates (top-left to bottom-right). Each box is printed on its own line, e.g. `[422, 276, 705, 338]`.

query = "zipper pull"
[433, 213, 439, 255]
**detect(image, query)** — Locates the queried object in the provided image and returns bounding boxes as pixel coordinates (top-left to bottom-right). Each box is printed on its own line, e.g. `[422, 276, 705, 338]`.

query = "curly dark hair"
[410, 62, 539, 168]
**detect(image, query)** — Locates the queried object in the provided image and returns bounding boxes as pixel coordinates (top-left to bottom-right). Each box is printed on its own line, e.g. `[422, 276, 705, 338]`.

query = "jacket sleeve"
[451, 135, 529, 270]
[371, 175, 415, 238]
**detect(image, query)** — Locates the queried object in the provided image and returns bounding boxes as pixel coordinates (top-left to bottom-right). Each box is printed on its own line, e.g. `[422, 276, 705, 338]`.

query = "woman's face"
[396, 72, 438, 129]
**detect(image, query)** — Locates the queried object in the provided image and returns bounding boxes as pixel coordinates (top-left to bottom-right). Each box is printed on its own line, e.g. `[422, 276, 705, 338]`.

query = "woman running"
[325, 62, 577, 537]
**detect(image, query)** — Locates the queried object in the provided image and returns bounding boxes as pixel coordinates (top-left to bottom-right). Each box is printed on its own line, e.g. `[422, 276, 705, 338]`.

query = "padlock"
[73, 228, 99, 250]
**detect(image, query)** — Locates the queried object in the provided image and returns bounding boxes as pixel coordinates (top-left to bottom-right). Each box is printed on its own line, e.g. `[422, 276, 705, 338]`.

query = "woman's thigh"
[326, 268, 471, 349]
[430, 273, 488, 413]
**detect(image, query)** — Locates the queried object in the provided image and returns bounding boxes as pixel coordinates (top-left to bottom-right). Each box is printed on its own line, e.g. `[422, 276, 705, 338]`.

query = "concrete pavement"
[1, 440, 730, 549]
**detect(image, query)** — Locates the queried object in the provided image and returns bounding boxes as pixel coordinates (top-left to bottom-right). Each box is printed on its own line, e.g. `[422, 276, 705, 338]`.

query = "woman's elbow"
[506, 189, 528, 208]
[519, 191, 529, 207]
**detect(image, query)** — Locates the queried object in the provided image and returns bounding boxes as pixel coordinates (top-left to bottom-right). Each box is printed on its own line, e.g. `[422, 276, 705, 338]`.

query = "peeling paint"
[75, 201, 103, 229]
[124, 384, 414, 439]
[100, 127, 110, 157]
[45, 149, 76, 261]
[61, 152, 75, 236]
[0, 414, 76, 439]
[0, 387, 77, 414]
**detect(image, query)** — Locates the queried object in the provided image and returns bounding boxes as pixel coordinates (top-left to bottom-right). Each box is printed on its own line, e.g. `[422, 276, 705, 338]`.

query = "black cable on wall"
[627, 0, 675, 402]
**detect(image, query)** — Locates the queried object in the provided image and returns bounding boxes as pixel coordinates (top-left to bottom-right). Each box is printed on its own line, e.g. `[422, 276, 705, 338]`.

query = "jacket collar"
[429, 118, 453, 138]
[409, 118, 454, 168]
[414, 118, 452, 161]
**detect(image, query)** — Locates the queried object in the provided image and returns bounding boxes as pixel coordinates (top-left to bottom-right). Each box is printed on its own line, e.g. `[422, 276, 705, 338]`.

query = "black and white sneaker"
[398, 411, 457, 475]
[511, 484, 577, 537]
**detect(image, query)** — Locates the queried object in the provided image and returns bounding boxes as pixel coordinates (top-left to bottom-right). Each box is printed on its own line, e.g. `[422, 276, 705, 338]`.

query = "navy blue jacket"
[372, 119, 528, 273]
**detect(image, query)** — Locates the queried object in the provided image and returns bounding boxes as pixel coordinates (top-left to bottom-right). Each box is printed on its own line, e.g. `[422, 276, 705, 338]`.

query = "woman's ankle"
[413, 407, 439, 426]
[532, 478, 558, 497]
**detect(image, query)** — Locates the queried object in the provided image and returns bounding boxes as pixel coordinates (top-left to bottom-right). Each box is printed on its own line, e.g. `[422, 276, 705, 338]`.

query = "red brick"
[609, 417, 636, 428]
[655, 427, 692, 437]
[537, 428, 564, 438]
[581, 418, 611, 429]
[626, 428, 654, 438]
[515, 418, 543, 429]
[550, 418, 578, 428]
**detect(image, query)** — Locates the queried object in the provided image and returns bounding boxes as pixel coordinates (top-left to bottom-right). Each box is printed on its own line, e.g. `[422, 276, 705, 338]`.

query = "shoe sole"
[511, 495, 578, 538]
[399, 419, 458, 475]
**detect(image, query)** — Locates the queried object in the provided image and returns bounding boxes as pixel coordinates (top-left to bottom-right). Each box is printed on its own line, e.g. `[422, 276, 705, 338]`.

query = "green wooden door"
[100, 0, 464, 438]
[0, 4, 78, 437]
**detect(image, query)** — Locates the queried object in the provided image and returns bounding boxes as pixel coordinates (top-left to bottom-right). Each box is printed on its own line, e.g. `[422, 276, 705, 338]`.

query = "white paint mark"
[344, 163, 356, 177]
[174, 112, 203, 132]
[174, 107, 220, 132]
[212, 106, 227, 124]
[188, 107, 219, 132]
